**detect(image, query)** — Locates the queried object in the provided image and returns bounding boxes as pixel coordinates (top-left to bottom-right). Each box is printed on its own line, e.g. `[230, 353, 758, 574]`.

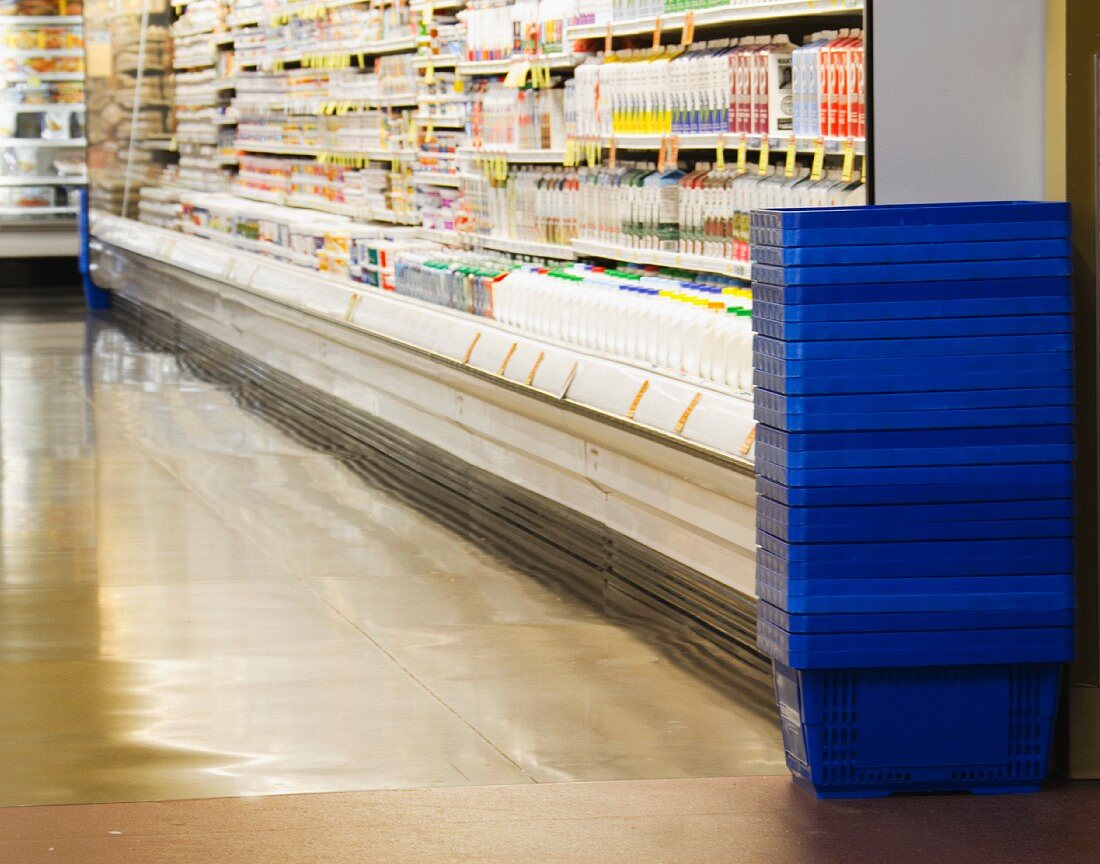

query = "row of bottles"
[392, 253, 756, 389]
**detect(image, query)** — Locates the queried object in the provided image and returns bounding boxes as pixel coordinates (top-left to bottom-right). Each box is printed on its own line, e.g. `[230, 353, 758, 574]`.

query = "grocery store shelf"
[0, 72, 83, 82]
[480, 235, 576, 260]
[370, 207, 419, 225]
[233, 142, 324, 157]
[92, 212, 755, 464]
[0, 137, 85, 147]
[234, 141, 416, 162]
[3, 103, 85, 112]
[458, 146, 567, 164]
[605, 132, 866, 155]
[0, 218, 77, 256]
[172, 24, 215, 38]
[413, 53, 460, 68]
[251, 34, 419, 69]
[181, 223, 315, 266]
[0, 205, 77, 216]
[456, 52, 588, 76]
[0, 175, 85, 186]
[173, 57, 217, 70]
[0, 15, 82, 26]
[412, 171, 465, 187]
[566, 0, 864, 39]
[413, 113, 466, 128]
[571, 238, 751, 279]
[232, 185, 286, 205]
[0, 48, 83, 57]
[92, 212, 758, 602]
[417, 226, 474, 246]
[409, 0, 464, 11]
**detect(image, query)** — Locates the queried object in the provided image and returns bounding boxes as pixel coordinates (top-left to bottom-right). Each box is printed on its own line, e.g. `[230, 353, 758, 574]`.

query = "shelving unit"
[0, 11, 85, 254]
[91, 0, 868, 415]
[566, 0, 863, 39]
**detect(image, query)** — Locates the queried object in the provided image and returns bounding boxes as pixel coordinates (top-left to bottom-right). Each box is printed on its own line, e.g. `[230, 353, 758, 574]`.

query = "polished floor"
[6, 775, 1100, 864]
[0, 288, 784, 809]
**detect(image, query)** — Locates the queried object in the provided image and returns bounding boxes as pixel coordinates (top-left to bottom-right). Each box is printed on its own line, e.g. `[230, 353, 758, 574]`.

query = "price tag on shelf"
[674, 392, 702, 434]
[626, 380, 650, 420]
[424, 123, 435, 143]
[860, 153, 868, 184]
[810, 136, 825, 180]
[736, 133, 747, 173]
[605, 24, 613, 54]
[525, 351, 545, 386]
[784, 135, 797, 178]
[344, 293, 363, 323]
[424, 62, 435, 84]
[563, 138, 577, 167]
[841, 137, 855, 182]
[607, 137, 617, 169]
[497, 342, 518, 375]
[462, 332, 482, 364]
[422, 2, 433, 24]
[586, 138, 599, 167]
[652, 18, 662, 51]
[681, 12, 695, 46]
[504, 60, 529, 88]
[715, 134, 725, 170]
[739, 424, 757, 457]
[757, 136, 770, 175]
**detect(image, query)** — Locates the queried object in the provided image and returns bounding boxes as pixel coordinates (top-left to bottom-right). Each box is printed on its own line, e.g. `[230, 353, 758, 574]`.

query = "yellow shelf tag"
[739, 424, 757, 456]
[715, 134, 725, 170]
[626, 380, 650, 420]
[736, 133, 747, 173]
[757, 136, 770, 175]
[652, 18, 662, 51]
[681, 11, 695, 45]
[604, 24, 613, 54]
[525, 351, 545, 385]
[424, 62, 435, 84]
[675, 392, 702, 434]
[607, 136, 616, 169]
[860, 153, 868, 184]
[810, 137, 825, 180]
[841, 138, 855, 182]
[784, 135, 797, 179]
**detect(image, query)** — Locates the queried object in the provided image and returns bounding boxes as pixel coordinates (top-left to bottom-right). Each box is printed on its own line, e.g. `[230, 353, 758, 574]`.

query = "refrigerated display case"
[0, 4, 85, 255]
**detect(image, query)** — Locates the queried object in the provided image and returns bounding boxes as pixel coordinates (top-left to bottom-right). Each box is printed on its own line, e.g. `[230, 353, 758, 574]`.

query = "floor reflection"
[0, 290, 783, 807]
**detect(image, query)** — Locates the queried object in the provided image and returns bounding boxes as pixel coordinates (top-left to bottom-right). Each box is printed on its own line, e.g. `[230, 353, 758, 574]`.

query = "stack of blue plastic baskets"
[749, 201, 1075, 798]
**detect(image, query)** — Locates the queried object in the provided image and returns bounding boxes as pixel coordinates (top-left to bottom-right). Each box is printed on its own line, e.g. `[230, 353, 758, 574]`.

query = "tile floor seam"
[305, 587, 540, 784]
[77, 378, 541, 785]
